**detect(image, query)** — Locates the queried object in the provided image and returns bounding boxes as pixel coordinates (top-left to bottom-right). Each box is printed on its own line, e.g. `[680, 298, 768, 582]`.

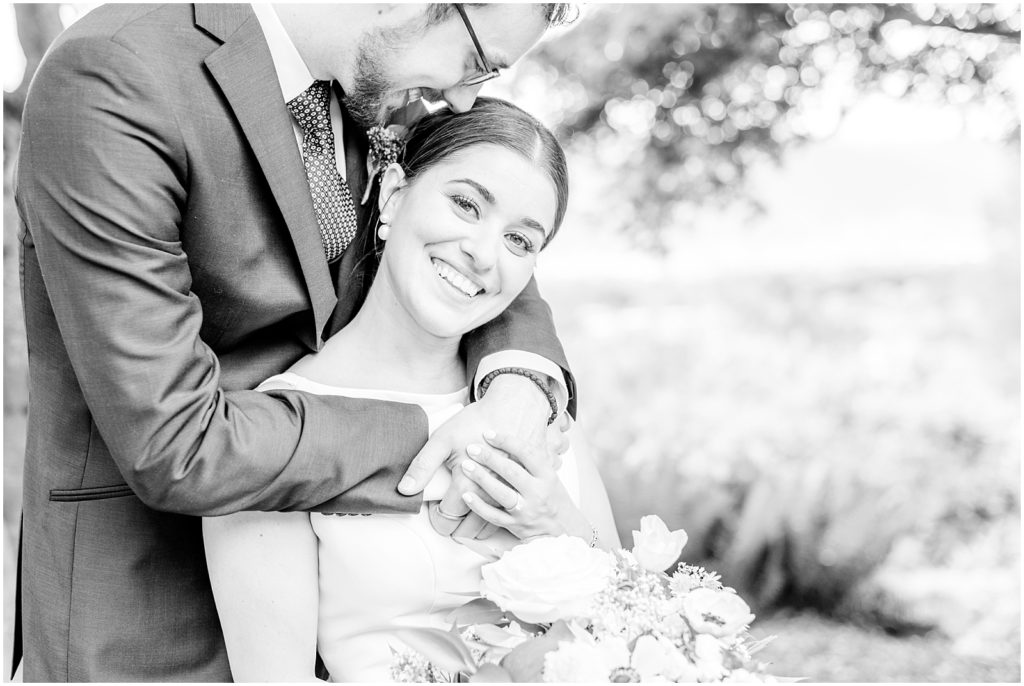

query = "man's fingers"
[474, 522, 500, 540]
[452, 512, 490, 539]
[428, 502, 464, 536]
[400, 436, 453, 495]
[438, 486, 470, 519]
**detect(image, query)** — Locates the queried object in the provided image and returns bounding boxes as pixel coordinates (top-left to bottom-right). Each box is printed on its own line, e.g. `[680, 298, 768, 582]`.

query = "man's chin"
[340, 95, 383, 129]
[344, 90, 436, 129]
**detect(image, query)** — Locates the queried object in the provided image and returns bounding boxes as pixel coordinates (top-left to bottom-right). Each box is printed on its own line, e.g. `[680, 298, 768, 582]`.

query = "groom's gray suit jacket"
[15, 4, 573, 681]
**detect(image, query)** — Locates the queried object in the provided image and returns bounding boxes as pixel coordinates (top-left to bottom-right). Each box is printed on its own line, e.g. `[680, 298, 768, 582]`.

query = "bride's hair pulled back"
[398, 97, 569, 246]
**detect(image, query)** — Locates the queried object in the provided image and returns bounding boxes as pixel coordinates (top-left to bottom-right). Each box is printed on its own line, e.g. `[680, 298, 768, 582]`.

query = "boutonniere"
[361, 124, 408, 205]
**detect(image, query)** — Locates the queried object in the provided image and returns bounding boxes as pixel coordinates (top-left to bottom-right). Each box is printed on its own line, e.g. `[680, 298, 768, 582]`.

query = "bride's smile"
[374, 144, 557, 341]
[432, 257, 485, 298]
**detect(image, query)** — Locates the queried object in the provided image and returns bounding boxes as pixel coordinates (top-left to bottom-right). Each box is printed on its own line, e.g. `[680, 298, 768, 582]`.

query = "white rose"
[631, 515, 688, 573]
[729, 668, 764, 682]
[682, 588, 755, 638]
[543, 640, 611, 682]
[597, 635, 631, 672]
[542, 635, 629, 683]
[481, 535, 614, 624]
[630, 634, 694, 681]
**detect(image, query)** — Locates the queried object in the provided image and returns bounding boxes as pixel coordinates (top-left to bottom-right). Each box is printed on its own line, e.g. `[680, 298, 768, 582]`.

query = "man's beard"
[341, 26, 411, 128]
[341, 47, 391, 128]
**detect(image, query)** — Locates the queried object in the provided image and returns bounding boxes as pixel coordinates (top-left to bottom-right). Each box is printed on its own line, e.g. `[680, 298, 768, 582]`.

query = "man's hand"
[400, 374, 570, 538]
[399, 373, 568, 496]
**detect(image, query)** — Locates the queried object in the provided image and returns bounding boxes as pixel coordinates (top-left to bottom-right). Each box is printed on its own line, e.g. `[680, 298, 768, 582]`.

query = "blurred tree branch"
[520, 3, 1021, 248]
[880, 4, 1021, 39]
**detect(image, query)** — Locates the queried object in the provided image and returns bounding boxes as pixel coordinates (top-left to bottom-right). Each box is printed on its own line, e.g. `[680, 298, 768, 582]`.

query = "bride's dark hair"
[396, 97, 569, 242]
[353, 97, 569, 302]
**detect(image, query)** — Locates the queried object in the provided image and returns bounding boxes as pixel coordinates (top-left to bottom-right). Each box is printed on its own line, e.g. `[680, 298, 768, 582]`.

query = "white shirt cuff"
[474, 351, 570, 415]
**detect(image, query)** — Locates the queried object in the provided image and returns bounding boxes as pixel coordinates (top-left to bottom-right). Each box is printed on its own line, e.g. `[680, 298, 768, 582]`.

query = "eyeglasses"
[454, 4, 501, 87]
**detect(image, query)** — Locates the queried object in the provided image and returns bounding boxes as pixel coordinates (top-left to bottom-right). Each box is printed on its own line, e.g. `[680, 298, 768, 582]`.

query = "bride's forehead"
[417, 146, 543, 182]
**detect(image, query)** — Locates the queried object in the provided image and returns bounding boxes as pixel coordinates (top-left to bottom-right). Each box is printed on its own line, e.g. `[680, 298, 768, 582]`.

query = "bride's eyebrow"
[450, 178, 494, 204]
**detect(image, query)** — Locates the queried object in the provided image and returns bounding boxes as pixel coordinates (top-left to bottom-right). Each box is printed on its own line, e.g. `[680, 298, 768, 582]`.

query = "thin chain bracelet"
[477, 367, 559, 425]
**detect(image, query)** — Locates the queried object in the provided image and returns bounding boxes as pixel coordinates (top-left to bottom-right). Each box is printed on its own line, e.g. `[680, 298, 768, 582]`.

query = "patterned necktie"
[287, 80, 358, 262]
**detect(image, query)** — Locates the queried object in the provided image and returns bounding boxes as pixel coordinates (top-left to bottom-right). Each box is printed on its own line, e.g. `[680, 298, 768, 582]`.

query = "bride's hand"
[398, 375, 570, 497]
[458, 432, 592, 542]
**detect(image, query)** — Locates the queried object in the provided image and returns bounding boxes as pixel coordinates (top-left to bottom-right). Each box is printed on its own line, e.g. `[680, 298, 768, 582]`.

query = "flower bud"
[630, 515, 688, 573]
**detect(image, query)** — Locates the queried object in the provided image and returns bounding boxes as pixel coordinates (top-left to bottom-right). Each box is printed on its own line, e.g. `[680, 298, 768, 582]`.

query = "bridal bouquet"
[391, 516, 783, 682]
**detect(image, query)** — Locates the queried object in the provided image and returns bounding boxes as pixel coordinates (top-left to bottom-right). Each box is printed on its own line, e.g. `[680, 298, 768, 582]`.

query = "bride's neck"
[295, 274, 465, 393]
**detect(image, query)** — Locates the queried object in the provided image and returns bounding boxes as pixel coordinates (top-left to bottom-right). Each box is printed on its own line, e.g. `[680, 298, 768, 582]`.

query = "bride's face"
[376, 144, 557, 340]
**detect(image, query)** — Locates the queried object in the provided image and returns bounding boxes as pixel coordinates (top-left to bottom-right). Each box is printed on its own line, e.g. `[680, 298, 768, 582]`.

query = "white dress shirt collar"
[251, 4, 315, 103]
[251, 4, 347, 179]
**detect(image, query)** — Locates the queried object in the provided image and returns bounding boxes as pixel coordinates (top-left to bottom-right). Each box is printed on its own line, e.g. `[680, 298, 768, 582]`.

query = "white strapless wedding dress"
[257, 372, 580, 682]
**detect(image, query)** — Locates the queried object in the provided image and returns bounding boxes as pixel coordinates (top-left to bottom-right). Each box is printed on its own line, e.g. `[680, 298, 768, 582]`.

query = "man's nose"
[442, 83, 484, 113]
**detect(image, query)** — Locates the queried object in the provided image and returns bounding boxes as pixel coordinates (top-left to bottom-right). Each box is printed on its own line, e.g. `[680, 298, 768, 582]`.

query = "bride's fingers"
[465, 443, 532, 493]
[459, 460, 520, 510]
[481, 432, 553, 476]
[461, 492, 515, 530]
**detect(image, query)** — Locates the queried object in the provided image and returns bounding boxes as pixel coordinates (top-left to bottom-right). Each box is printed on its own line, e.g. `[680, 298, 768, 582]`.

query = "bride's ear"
[378, 163, 407, 215]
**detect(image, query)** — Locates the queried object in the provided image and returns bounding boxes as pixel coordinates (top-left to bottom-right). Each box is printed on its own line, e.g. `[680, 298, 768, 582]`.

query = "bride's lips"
[431, 257, 486, 298]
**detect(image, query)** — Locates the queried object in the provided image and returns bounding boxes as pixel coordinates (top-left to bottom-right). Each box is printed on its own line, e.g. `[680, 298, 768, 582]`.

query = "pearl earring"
[377, 215, 391, 241]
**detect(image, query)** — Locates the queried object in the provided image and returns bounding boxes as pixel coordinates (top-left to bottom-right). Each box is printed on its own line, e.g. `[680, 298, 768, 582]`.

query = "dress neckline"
[263, 371, 469, 406]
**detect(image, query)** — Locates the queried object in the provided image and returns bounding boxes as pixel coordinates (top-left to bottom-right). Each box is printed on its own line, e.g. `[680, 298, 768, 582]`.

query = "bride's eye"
[505, 232, 536, 257]
[449, 194, 480, 219]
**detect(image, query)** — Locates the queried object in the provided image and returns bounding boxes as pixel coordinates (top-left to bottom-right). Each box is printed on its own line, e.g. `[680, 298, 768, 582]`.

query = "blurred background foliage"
[498, 3, 1020, 680]
[3, 3, 1021, 682]
[515, 3, 1020, 249]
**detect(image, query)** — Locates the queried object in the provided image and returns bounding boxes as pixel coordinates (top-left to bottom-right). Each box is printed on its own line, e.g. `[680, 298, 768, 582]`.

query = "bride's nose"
[459, 228, 498, 272]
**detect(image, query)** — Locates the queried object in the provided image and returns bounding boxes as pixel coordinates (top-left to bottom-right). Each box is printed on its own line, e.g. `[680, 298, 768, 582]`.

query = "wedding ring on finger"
[506, 492, 523, 513]
[434, 504, 468, 521]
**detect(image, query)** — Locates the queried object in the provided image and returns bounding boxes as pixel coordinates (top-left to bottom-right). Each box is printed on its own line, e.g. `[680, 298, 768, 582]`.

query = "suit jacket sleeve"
[16, 31, 425, 516]
[463, 276, 577, 418]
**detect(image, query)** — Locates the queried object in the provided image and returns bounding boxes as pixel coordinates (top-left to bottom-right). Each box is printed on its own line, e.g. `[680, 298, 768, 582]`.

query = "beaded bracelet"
[477, 367, 559, 426]
[588, 525, 599, 548]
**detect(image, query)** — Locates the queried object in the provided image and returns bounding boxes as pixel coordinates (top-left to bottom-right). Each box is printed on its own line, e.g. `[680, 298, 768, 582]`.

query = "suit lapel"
[197, 4, 336, 348]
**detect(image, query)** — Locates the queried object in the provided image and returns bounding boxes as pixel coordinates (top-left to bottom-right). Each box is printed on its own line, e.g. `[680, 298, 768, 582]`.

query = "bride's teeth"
[433, 260, 481, 297]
